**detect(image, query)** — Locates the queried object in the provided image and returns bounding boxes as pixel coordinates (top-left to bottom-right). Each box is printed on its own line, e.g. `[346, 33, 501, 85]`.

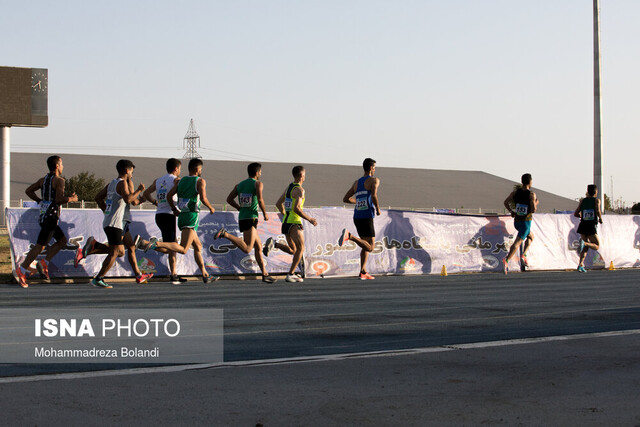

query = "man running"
[15, 156, 78, 288]
[87, 159, 145, 288]
[263, 165, 318, 283]
[337, 158, 381, 280]
[213, 162, 276, 283]
[142, 158, 186, 284]
[140, 158, 216, 283]
[574, 184, 603, 273]
[77, 175, 153, 285]
[502, 173, 538, 275]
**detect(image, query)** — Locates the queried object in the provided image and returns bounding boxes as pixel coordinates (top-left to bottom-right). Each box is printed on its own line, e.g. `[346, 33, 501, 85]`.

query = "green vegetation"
[65, 171, 106, 202]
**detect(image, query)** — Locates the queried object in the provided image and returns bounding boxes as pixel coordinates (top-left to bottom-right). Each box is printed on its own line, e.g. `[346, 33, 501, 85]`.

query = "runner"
[85, 159, 145, 288]
[574, 184, 603, 273]
[502, 173, 539, 275]
[76, 176, 153, 285]
[337, 158, 381, 280]
[142, 158, 186, 284]
[140, 158, 216, 283]
[15, 156, 78, 288]
[213, 162, 276, 283]
[263, 165, 318, 283]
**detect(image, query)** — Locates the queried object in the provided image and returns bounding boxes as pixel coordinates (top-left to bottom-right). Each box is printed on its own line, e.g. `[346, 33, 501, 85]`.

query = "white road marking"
[1, 329, 639, 384]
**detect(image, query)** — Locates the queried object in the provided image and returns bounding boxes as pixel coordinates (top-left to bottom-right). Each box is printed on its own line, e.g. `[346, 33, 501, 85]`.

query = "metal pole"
[0, 126, 10, 227]
[593, 0, 604, 210]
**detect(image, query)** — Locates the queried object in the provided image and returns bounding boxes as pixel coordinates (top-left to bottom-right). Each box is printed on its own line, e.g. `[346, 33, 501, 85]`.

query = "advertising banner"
[7, 207, 640, 279]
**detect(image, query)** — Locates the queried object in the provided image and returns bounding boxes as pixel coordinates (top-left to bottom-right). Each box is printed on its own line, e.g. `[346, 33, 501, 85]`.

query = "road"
[1, 269, 639, 425]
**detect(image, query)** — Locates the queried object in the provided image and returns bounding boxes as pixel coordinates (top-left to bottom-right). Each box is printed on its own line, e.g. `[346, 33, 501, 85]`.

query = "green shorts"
[178, 212, 199, 231]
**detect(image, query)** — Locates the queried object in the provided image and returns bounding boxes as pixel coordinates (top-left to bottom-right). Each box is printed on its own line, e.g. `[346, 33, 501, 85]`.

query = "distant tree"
[64, 171, 106, 202]
[604, 193, 612, 211]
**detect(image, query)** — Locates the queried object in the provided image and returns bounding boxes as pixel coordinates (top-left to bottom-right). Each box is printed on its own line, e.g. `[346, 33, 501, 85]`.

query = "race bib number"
[355, 197, 369, 211]
[515, 203, 528, 216]
[178, 198, 190, 211]
[157, 189, 168, 204]
[104, 200, 112, 215]
[39, 201, 52, 217]
[284, 198, 293, 211]
[239, 193, 253, 208]
[583, 209, 595, 221]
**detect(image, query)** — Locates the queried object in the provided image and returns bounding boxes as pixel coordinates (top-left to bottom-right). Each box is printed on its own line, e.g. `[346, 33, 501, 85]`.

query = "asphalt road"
[1, 269, 639, 425]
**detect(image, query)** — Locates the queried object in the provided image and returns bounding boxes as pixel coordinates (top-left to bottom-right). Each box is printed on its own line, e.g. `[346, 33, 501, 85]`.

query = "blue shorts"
[514, 220, 532, 240]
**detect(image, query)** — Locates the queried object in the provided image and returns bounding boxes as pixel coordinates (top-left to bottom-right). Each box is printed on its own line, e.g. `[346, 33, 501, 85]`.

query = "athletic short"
[354, 218, 375, 238]
[178, 212, 199, 231]
[37, 218, 64, 246]
[514, 220, 532, 240]
[156, 213, 177, 242]
[281, 222, 303, 235]
[104, 226, 124, 246]
[239, 218, 259, 233]
[577, 221, 597, 237]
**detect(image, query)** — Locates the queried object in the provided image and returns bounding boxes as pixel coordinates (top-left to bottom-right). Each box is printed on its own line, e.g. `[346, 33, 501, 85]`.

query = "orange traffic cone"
[440, 265, 448, 276]
[608, 261, 615, 271]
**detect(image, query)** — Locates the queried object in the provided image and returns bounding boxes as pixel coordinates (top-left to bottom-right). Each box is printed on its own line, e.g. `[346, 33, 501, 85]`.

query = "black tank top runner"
[513, 188, 532, 221]
[40, 173, 60, 222]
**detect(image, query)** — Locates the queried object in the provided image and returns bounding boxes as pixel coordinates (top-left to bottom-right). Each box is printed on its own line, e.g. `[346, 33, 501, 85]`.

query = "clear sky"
[3, 0, 639, 206]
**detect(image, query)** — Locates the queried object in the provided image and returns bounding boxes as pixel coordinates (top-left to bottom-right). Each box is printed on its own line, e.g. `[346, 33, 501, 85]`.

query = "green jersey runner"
[236, 178, 258, 220]
[177, 175, 201, 230]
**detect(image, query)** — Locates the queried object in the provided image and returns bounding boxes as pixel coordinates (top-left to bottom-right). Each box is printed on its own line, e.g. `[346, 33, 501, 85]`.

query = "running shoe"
[285, 273, 303, 283]
[132, 234, 141, 250]
[170, 275, 188, 285]
[520, 254, 529, 268]
[577, 266, 587, 273]
[36, 259, 50, 280]
[91, 278, 112, 289]
[338, 229, 350, 246]
[143, 237, 158, 252]
[74, 246, 83, 268]
[213, 228, 226, 240]
[577, 239, 585, 254]
[502, 258, 508, 275]
[136, 272, 154, 284]
[203, 275, 220, 284]
[15, 263, 28, 288]
[359, 272, 375, 280]
[263, 237, 274, 257]
[262, 275, 277, 284]
[294, 273, 304, 282]
[82, 236, 96, 258]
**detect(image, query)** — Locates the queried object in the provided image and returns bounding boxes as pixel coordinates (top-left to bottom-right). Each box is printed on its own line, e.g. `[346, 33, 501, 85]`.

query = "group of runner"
[501, 173, 603, 275]
[14, 156, 381, 288]
[14, 156, 602, 288]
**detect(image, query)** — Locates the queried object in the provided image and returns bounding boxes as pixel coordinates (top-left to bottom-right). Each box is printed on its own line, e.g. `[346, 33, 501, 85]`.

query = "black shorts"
[104, 226, 124, 246]
[37, 218, 64, 246]
[155, 213, 177, 243]
[281, 222, 303, 235]
[354, 218, 375, 238]
[577, 221, 598, 237]
[239, 218, 259, 233]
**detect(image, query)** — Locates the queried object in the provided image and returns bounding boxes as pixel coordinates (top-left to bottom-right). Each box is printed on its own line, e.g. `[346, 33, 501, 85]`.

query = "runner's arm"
[293, 187, 317, 226]
[24, 178, 45, 203]
[503, 191, 516, 216]
[53, 176, 77, 204]
[167, 181, 180, 216]
[226, 187, 241, 211]
[596, 198, 603, 223]
[197, 178, 215, 214]
[342, 181, 357, 204]
[142, 181, 158, 205]
[256, 181, 269, 221]
[574, 199, 583, 218]
[95, 184, 108, 212]
[369, 177, 381, 216]
[275, 191, 286, 216]
[530, 192, 538, 213]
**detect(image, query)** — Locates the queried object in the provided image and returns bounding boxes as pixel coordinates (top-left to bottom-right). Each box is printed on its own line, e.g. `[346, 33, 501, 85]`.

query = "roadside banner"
[6, 207, 640, 279]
